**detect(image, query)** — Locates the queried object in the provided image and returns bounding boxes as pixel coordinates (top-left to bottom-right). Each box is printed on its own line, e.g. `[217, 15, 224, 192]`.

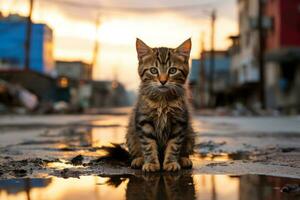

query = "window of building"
[0, 58, 20, 67]
[245, 31, 250, 47]
[279, 62, 296, 93]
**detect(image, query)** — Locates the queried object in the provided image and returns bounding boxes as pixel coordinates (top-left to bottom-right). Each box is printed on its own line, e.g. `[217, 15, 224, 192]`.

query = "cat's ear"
[175, 38, 192, 60]
[136, 38, 152, 61]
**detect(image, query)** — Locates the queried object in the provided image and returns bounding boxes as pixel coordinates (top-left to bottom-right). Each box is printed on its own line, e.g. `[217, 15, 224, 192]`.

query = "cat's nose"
[159, 74, 168, 85]
[160, 80, 167, 85]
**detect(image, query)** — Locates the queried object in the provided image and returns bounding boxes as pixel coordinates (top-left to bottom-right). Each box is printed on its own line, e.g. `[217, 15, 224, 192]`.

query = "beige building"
[55, 61, 92, 80]
[228, 0, 261, 107]
[264, 0, 300, 113]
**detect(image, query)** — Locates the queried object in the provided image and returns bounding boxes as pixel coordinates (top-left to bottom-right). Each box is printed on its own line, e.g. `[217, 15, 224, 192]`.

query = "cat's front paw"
[179, 157, 193, 169]
[131, 157, 144, 169]
[142, 162, 160, 172]
[163, 161, 181, 171]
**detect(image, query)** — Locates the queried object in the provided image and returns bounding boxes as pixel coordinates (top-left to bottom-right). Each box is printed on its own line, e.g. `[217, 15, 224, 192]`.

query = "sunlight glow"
[0, 1, 238, 89]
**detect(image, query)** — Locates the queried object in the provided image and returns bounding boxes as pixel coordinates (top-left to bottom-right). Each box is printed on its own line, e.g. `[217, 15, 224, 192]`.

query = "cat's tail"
[93, 143, 131, 166]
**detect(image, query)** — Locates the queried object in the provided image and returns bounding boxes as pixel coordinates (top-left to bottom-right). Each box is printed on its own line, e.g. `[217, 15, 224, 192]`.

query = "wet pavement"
[0, 113, 300, 199]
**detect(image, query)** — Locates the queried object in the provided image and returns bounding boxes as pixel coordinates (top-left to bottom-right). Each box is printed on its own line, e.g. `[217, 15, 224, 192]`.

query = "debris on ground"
[195, 140, 226, 152]
[70, 155, 84, 165]
[59, 168, 81, 178]
[13, 169, 27, 177]
[0, 79, 38, 112]
[281, 184, 300, 193]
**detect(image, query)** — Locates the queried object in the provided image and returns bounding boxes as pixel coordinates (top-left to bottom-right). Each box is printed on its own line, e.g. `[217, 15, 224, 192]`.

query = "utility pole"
[91, 14, 101, 80]
[258, 0, 266, 109]
[199, 32, 206, 108]
[24, 0, 34, 71]
[209, 10, 216, 107]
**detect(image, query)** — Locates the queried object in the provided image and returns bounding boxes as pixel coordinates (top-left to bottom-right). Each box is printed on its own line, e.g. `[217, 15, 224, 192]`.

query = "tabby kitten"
[126, 38, 195, 172]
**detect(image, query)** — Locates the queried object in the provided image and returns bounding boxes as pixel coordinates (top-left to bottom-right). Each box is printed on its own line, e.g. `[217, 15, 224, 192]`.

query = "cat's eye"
[168, 68, 177, 74]
[150, 67, 158, 74]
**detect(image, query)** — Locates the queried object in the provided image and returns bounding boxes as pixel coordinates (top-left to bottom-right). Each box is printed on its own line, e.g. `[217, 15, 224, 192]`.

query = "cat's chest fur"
[142, 98, 186, 143]
[147, 98, 183, 119]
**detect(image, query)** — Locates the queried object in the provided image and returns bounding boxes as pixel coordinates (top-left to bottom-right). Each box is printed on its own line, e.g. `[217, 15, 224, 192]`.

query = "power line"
[209, 10, 216, 107]
[199, 32, 206, 108]
[24, 0, 34, 71]
[91, 14, 100, 78]
[39, 0, 221, 12]
[258, 0, 265, 109]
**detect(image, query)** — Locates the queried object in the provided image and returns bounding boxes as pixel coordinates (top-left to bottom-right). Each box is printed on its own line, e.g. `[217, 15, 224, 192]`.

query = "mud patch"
[0, 158, 60, 179]
[17, 140, 60, 145]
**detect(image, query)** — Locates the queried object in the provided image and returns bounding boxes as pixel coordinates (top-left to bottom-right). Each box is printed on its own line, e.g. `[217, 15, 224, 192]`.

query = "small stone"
[281, 184, 300, 193]
[13, 169, 27, 177]
[71, 155, 84, 165]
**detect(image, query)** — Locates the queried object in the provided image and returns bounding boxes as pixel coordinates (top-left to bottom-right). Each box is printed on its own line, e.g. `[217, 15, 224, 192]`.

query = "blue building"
[188, 51, 230, 107]
[0, 14, 54, 74]
[189, 51, 230, 85]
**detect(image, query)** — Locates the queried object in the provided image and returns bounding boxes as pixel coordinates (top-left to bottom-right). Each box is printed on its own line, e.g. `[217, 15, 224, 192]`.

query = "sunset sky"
[0, 0, 238, 89]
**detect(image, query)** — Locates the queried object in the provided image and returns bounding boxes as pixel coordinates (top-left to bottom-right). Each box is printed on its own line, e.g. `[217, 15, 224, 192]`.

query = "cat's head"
[136, 38, 191, 101]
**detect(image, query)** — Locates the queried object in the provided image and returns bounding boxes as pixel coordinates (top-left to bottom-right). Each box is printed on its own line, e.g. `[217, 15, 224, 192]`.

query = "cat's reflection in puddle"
[103, 173, 195, 200]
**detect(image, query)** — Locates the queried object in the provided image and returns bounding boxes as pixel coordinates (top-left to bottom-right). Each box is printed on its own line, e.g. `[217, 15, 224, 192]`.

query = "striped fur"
[126, 38, 195, 172]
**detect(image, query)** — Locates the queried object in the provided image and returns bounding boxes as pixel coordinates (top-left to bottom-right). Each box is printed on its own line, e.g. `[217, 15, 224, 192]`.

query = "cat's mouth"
[158, 85, 169, 92]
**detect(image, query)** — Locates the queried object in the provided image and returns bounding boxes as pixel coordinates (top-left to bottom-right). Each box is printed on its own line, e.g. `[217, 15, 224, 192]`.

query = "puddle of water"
[0, 175, 299, 200]
[90, 126, 126, 147]
[0, 116, 241, 163]
[89, 116, 129, 127]
[193, 152, 251, 162]
[193, 153, 230, 162]
[56, 126, 126, 148]
[47, 161, 81, 170]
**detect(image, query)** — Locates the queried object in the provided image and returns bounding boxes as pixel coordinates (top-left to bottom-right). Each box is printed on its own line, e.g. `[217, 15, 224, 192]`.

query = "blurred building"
[264, 0, 300, 113]
[0, 14, 129, 111]
[226, 0, 300, 113]
[228, 0, 263, 107]
[228, 35, 261, 107]
[0, 14, 54, 74]
[55, 60, 92, 80]
[90, 80, 129, 108]
[0, 14, 57, 109]
[0, 70, 56, 103]
[189, 51, 230, 108]
[55, 60, 92, 106]
[228, 35, 241, 86]
[54, 61, 128, 108]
